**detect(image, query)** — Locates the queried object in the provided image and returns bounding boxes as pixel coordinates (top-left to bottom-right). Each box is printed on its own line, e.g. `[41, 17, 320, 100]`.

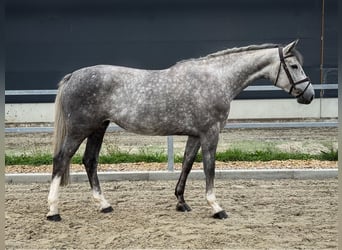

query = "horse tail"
[53, 73, 72, 186]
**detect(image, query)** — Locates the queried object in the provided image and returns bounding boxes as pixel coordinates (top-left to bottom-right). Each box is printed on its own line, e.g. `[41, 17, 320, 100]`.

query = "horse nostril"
[310, 95, 313, 101]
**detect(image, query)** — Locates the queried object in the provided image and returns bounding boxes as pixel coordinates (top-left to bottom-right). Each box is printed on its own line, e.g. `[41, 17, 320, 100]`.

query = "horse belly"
[110, 103, 198, 136]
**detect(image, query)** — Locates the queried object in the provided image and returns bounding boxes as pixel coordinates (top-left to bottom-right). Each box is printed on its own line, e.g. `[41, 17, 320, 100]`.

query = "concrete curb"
[5, 169, 337, 184]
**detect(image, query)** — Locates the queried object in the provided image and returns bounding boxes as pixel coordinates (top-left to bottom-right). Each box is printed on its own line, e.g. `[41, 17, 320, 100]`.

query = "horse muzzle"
[296, 83, 314, 105]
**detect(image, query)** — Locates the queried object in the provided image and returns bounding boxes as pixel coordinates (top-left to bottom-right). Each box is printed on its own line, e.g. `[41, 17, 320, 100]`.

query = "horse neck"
[218, 48, 277, 99]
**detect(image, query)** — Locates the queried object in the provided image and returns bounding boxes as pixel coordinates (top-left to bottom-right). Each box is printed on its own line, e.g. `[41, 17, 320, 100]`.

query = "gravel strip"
[6, 160, 337, 174]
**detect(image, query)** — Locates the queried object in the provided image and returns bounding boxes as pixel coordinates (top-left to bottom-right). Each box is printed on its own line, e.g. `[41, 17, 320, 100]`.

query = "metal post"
[167, 136, 174, 171]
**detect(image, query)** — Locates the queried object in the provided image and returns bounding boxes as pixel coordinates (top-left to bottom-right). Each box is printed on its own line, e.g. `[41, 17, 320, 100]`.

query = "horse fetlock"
[93, 190, 111, 211]
[206, 192, 225, 215]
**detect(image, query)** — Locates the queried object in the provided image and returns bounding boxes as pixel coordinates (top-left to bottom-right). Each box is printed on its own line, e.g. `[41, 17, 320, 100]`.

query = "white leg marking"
[93, 190, 111, 210]
[47, 176, 61, 217]
[206, 191, 223, 214]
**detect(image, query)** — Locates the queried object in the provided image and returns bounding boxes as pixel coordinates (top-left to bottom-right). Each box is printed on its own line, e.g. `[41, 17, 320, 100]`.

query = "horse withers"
[47, 40, 314, 221]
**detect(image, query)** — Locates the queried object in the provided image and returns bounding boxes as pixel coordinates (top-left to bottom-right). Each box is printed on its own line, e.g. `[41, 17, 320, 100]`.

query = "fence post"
[167, 136, 174, 171]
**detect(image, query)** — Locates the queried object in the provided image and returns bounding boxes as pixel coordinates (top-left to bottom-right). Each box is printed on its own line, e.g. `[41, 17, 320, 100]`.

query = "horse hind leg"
[82, 120, 113, 213]
[175, 136, 200, 212]
[47, 134, 84, 221]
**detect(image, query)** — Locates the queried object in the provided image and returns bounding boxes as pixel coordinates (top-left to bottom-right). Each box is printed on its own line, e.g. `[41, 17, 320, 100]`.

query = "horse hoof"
[176, 203, 192, 212]
[213, 210, 228, 219]
[101, 206, 114, 213]
[47, 214, 62, 221]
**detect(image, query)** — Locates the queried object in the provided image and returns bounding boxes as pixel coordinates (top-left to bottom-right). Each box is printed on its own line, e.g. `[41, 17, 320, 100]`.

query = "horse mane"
[176, 43, 304, 65]
[205, 43, 278, 58]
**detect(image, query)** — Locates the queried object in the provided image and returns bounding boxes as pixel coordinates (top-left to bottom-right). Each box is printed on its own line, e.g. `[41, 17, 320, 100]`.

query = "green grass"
[5, 153, 52, 166]
[5, 148, 337, 166]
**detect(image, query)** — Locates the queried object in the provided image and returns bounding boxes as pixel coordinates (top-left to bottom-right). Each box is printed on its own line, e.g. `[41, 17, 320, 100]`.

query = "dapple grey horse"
[47, 40, 314, 221]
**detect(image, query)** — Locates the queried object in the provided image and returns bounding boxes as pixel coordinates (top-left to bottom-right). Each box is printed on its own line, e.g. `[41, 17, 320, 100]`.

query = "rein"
[274, 46, 311, 98]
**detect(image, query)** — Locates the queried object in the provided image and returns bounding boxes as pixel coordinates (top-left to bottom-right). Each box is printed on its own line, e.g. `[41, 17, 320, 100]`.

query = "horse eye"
[291, 64, 298, 69]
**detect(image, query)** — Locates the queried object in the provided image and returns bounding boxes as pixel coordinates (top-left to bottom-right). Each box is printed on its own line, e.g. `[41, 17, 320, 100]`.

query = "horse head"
[273, 40, 314, 104]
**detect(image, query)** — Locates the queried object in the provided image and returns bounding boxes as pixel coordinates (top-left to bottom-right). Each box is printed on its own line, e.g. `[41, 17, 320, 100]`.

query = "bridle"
[274, 46, 311, 98]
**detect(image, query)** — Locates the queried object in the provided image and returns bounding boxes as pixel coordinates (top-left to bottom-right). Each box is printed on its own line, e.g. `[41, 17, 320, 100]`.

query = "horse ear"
[284, 39, 299, 54]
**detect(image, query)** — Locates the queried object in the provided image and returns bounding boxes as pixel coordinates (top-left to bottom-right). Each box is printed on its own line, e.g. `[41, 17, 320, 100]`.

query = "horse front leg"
[200, 129, 228, 219]
[175, 136, 201, 212]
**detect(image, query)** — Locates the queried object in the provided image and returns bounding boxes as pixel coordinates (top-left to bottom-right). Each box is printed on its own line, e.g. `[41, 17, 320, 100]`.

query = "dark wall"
[5, 0, 337, 103]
